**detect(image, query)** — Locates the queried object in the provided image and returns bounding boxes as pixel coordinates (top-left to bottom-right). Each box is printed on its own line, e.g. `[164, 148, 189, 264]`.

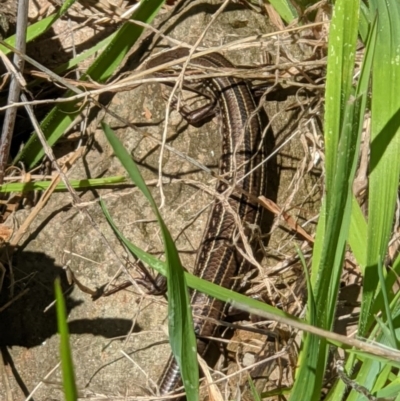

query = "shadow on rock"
[0, 250, 133, 347]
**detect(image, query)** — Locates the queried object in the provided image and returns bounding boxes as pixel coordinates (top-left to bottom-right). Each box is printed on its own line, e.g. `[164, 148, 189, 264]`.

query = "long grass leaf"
[0, 0, 77, 54]
[360, 0, 400, 336]
[324, 16, 378, 401]
[54, 278, 77, 401]
[101, 123, 198, 401]
[375, 378, 400, 399]
[15, 0, 165, 169]
[377, 259, 398, 349]
[0, 176, 125, 193]
[101, 197, 296, 321]
[267, 0, 297, 23]
[103, 198, 400, 367]
[290, 1, 360, 399]
[347, 11, 377, 271]
[348, 197, 367, 270]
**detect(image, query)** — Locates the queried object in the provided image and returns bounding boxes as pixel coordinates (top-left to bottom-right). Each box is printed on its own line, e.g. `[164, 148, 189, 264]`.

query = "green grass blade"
[345, 300, 400, 401]
[309, 4, 374, 396]
[298, 247, 316, 324]
[370, 253, 400, 331]
[377, 259, 398, 349]
[53, 33, 117, 75]
[101, 123, 198, 401]
[267, 0, 298, 23]
[15, 0, 166, 169]
[348, 197, 367, 270]
[54, 278, 78, 401]
[360, 0, 400, 336]
[83, 0, 164, 84]
[371, 364, 392, 396]
[0, 176, 126, 193]
[309, 199, 325, 285]
[248, 376, 262, 401]
[374, 316, 395, 349]
[325, 17, 378, 401]
[102, 198, 400, 368]
[375, 377, 400, 399]
[323, 1, 360, 198]
[332, 279, 400, 401]
[290, 0, 361, 399]
[315, 0, 365, 339]
[0, 0, 77, 54]
[359, 1, 372, 42]
[101, 199, 167, 275]
[347, 12, 377, 271]
[102, 196, 296, 320]
[326, 256, 400, 401]
[345, 358, 384, 401]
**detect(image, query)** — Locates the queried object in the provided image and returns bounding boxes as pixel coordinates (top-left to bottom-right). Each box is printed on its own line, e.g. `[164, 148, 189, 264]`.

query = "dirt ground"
[0, 1, 325, 400]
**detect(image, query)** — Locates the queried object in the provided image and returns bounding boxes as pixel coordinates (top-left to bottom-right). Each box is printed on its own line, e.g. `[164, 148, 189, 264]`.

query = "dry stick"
[0, 41, 86, 93]
[0, 20, 326, 108]
[0, 71, 324, 112]
[0, 42, 217, 180]
[0, 0, 29, 305]
[24, 362, 61, 401]
[0, 55, 325, 112]
[198, 356, 224, 401]
[19, 92, 142, 295]
[0, 0, 29, 184]
[126, 20, 326, 85]
[232, 301, 400, 363]
[156, 0, 231, 208]
[2, 47, 226, 212]
[0, 288, 29, 313]
[8, 148, 84, 248]
[1, 29, 316, 274]
[3, 51, 314, 252]
[0, 46, 324, 110]
[208, 348, 287, 387]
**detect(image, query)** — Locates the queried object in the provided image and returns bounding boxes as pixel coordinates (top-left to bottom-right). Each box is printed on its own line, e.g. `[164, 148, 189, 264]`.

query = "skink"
[147, 48, 267, 398]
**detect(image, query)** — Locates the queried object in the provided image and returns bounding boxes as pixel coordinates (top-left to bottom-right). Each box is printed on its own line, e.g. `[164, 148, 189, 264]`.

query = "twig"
[8, 148, 84, 248]
[232, 300, 400, 363]
[156, 0, 231, 208]
[0, 0, 29, 184]
[19, 92, 142, 295]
